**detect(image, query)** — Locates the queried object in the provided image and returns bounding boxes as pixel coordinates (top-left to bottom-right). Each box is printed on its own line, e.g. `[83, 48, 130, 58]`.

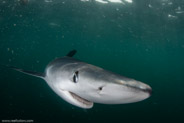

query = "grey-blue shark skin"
[8, 50, 152, 109]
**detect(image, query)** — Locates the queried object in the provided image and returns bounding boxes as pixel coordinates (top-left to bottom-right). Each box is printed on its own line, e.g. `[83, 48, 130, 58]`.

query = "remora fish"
[5, 50, 152, 109]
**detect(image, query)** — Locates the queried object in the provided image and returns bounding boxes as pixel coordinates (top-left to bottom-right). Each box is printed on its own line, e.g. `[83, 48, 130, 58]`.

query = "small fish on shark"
[2, 50, 152, 109]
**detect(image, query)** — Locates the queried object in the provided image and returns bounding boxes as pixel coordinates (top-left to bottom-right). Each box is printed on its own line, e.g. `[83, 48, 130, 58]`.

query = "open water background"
[0, 0, 184, 122]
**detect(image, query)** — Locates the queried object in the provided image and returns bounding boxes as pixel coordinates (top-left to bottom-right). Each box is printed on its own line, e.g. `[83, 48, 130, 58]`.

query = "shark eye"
[73, 71, 79, 83]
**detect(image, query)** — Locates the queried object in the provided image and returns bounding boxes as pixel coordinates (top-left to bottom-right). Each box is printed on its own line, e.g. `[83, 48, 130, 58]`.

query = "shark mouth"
[69, 91, 93, 108]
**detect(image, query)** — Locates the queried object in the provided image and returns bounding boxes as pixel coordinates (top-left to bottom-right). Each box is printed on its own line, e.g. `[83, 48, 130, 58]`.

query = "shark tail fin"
[1, 64, 45, 79]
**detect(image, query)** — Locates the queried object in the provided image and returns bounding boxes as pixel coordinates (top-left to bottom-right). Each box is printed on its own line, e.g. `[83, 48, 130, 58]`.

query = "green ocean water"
[0, 0, 184, 122]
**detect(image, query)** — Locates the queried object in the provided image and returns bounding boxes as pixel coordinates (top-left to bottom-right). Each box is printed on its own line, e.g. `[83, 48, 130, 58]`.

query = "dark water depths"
[0, 0, 184, 122]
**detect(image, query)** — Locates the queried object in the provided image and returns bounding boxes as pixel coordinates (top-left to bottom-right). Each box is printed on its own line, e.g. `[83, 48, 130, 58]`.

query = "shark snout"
[142, 87, 152, 96]
[116, 78, 152, 95]
[124, 80, 152, 96]
[91, 78, 152, 104]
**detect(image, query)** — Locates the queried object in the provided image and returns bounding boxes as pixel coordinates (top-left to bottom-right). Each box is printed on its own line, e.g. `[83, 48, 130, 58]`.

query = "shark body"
[7, 50, 152, 109]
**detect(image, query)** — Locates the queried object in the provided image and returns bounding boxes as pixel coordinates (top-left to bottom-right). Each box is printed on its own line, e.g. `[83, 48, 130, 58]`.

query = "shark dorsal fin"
[66, 50, 77, 57]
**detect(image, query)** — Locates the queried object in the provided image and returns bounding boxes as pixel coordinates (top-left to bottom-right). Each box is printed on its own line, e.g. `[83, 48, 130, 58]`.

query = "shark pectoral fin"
[2, 65, 45, 79]
[58, 89, 93, 109]
[66, 50, 77, 57]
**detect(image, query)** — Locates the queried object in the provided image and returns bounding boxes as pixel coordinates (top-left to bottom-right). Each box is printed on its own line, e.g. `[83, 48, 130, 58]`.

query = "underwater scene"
[0, 0, 184, 122]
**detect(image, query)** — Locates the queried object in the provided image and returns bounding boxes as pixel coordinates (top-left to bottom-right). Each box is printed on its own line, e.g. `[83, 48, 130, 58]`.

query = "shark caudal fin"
[1, 65, 45, 79]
